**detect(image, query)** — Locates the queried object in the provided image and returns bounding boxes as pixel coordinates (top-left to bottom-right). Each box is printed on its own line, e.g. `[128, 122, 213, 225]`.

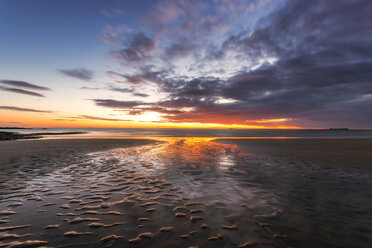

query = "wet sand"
[216, 138, 372, 172]
[0, 138, 371, 247]
[0, 139, 156, 164]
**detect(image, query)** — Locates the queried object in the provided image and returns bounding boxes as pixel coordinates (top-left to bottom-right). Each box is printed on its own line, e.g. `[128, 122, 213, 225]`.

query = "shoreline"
[0, 131, 87, 141]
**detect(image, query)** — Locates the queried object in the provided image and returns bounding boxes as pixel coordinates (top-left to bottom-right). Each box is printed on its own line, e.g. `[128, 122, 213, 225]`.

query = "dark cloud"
[107, 86, 134, 93]
[97, 0, 372, 128]
[106, 85, 148, 97]
[106, 71, 144, 84]
[78, 115, 126, 121]
[133, 93, 149, 97]
[0, 80, 51, 91]
[164, 41, 196, 60]
[59, 68, 94, 81]
[0, 86, 45, 97]
[110, 33, 156, 65]
[0, 106, 52, 113]
[92, 99, 150, 108]
[80, 86, 101, 90]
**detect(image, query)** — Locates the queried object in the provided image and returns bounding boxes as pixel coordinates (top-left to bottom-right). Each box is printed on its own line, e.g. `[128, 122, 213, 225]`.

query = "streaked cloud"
[92, 99, 149, 108]
[0, 80, 51, 91]
[110, 33, 156, 65]
[59, 68, 94, 81]
[0, 106, 52, 113]
[78, 115, 127, 121]
[0, 86, 45, 97]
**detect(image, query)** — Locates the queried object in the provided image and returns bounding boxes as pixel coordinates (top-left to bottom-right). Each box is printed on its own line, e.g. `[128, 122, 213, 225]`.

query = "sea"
[2, 127, 372, 139]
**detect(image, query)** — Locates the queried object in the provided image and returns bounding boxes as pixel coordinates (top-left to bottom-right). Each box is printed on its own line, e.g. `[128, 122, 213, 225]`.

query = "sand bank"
[216, 138, 372, 172]
[0, 138, 156, 164]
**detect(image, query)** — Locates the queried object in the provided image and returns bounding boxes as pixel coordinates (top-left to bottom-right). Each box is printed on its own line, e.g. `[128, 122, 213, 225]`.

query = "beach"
[0, 137, 371, 247]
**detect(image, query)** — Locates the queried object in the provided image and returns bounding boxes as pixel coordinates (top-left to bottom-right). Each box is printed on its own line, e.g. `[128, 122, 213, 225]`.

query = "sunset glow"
[1, 0, 371, 129]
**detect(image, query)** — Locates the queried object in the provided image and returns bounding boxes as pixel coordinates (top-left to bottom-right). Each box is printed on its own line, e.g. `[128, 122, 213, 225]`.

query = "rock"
[8, 202, 23, 207]
[0, 210, 17, 216]
[44, 224, 59, 229]
[173, 206, 188, 211]
[0, 225, 31, 232]
[222, 224, 238, 230]
[129, 237, 141, 243]
[140, 202, 157, 207]
[0, 233, 26, 241]
[144, 189, 160, 194]
[200, 224, 208, 229]
[145, 208, 156, 212]
[208, 234, 222, 241]
[185, 202, 204, 206]
[64, 231, 92, 237]
[41, 202, 56, 207]
[175, 212, 186, 217]
[160, 226, 173, 232]
[141, 162, 153, 167]
[139, 232, 153, 239]
[259, 222, 271, 227]
[273, 233, 287, 239]
[190, 209, 203, 213]
[138, 217, 150, 221]
[239, 241, 255, 247]
[190, 216, 203, 223]
[69, 217, 99, 224]
[87, 222, 105, 228]
[162, 193, 175, 196]
[7, 240, 48, 247]
[60, 204, 70, 209]
[99, 234, 123, 243]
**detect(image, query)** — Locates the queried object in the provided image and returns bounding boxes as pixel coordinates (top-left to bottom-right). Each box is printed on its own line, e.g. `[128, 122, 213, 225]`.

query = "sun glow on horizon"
[0, 108, 300, 129]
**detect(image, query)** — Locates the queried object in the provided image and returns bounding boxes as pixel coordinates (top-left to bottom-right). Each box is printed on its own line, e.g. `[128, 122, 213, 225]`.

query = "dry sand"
[216, 138, 372, 172]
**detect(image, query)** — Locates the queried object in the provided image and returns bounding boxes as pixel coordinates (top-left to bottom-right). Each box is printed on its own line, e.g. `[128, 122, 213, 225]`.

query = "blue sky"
[1, 0, 371, 128]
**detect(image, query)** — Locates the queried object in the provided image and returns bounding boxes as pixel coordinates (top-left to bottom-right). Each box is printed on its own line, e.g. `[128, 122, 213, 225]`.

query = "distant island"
[0, 131, 86, 141]
[0, 127, 32, 129]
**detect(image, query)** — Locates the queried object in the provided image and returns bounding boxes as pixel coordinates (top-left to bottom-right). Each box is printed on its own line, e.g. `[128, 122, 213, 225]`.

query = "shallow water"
[0, 138, 371, 247]
[3, 127, 372, 139]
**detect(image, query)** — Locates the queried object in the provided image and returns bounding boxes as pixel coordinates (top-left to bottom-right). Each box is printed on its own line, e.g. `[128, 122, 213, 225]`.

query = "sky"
[0, 0, 371, 129]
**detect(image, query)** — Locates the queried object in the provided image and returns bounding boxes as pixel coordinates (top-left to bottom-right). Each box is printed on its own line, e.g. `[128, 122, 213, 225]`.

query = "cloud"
[110, 33, 156, 65]
[97, 0, 372, 128]
[78, 115, 127, 121]
[106, 71, 145, 84]
[164, 41, 196, 60]
[0, 106, 52, 113]
[80, 86, 101, 90]
[0, 86, 45, 97]
[92, 99, 150, 108]
[0, 80, 51, 91]
[59, 68, 94, 81]
[133, 93, 149, 97]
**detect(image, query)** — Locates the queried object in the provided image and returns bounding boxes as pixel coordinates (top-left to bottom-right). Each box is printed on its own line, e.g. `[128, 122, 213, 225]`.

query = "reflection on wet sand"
[0, 138, 371, 247]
